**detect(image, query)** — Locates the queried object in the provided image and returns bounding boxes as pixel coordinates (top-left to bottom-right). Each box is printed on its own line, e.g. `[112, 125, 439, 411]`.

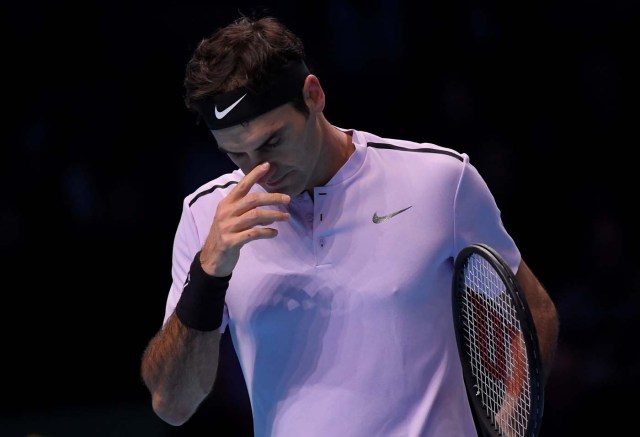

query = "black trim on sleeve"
[367, 142, 464, 161]
[189, 180, 239, 207]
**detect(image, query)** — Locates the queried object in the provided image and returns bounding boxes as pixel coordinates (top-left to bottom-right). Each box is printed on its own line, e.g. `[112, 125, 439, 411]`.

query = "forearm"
[529, 293, 559, 384]
[516, 261, 560, 383]
[141, 312, 221, 426]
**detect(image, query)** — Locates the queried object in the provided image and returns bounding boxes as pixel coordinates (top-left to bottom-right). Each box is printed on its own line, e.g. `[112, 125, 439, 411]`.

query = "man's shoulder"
[354, 129, 467, 163]
[184, 169, 244, 209]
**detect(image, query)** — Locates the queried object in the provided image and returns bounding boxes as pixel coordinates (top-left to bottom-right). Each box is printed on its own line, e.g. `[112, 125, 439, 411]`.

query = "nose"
[242, 151, 277, 177]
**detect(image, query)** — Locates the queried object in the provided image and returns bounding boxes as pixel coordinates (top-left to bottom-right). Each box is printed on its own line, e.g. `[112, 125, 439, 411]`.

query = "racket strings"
[459, 254, 531, 437]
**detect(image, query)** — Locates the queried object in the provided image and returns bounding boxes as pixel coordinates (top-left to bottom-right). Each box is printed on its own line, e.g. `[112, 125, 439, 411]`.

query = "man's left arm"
[515, 259, 560, 383]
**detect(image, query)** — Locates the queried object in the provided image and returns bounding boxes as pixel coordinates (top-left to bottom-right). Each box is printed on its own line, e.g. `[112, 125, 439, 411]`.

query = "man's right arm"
[141, 312, 221, 426]
[140, 161, 290, 426]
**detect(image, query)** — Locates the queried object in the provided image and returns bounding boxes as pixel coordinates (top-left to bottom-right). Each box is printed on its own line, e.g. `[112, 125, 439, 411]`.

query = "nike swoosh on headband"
[372, 206, 413, 224]
[214, 93, 248, 119]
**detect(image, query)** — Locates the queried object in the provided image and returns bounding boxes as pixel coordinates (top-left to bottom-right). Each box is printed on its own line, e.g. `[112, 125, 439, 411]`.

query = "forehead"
[211, 104, 295, 152]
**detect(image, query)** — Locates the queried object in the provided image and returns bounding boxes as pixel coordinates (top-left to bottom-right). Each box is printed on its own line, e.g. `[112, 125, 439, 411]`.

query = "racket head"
[452, 243, 544, 437]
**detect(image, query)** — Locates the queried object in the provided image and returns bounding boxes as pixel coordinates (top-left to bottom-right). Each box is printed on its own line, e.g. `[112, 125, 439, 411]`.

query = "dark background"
[3, 0, 638, 436]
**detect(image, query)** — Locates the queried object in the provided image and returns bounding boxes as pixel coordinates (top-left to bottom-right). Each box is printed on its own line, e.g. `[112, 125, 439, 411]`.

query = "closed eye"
[259, 140, 279, 151]
[218, 132, 281, 157]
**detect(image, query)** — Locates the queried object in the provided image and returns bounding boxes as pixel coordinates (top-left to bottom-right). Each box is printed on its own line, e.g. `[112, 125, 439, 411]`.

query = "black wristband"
[175, 251, 231, 331]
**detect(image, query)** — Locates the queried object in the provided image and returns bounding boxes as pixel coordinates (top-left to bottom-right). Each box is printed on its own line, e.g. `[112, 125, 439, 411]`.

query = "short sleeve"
[453, 155, 521, 273]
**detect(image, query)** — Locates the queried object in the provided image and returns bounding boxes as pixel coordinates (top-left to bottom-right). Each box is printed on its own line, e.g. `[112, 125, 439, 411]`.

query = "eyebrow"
[218, 130, 280, 154]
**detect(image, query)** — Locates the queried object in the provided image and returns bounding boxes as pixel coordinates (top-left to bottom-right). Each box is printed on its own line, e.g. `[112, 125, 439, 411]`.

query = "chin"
[266, 176, 303, 196]
[259, 182, 291, 196]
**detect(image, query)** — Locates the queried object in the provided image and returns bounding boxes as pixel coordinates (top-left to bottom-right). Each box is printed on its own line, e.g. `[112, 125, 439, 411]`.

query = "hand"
[199, 162, 290, 277]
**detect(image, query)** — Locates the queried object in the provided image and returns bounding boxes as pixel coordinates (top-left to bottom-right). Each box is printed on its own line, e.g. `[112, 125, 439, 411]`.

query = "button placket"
[313, 189, 330, 263]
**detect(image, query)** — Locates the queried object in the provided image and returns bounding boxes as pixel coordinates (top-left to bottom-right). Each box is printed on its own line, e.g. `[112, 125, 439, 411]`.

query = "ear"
[302, 74, 325, 113]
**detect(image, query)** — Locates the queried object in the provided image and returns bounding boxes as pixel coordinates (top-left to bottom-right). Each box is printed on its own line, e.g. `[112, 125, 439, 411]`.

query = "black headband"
[195, 61, 310, 130]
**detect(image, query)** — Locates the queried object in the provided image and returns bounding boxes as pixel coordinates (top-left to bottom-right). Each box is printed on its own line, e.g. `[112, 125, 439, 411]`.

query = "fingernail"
[283, 194, 291, 203]
[261, 162, 270, 169]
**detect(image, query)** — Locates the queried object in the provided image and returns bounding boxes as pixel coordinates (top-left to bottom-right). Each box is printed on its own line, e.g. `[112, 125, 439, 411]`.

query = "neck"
[325, 124, 354, 173]
[307, 119, 355, 190]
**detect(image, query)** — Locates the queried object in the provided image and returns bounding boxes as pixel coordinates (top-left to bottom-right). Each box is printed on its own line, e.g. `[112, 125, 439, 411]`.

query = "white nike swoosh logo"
[372, 206, 412, 224]
[214, 93, 247, 119]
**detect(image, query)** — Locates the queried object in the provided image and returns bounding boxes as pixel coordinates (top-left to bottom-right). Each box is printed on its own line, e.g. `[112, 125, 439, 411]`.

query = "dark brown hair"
[184, 15, 309, 116]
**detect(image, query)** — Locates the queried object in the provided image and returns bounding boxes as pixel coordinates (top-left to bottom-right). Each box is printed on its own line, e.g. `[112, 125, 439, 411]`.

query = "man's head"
[183, 15, 341, 197]
[184, 15, 310, 128]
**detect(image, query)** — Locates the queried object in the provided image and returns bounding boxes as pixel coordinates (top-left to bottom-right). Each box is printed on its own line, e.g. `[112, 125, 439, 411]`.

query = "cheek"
[227, 155, 243, 167]
[227, 155, 252, 173]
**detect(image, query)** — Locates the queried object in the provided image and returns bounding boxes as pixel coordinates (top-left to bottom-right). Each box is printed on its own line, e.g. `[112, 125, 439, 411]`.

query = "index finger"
[229, 162, 271, 200]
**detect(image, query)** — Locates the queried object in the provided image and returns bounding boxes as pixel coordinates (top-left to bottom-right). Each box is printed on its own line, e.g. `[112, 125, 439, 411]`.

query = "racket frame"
[452, 243, 545, 437]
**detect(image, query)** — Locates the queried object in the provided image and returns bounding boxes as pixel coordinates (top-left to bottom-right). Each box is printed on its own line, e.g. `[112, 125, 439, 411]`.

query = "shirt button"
[319, 237, 326, 247]
[306, 213, 313, 222]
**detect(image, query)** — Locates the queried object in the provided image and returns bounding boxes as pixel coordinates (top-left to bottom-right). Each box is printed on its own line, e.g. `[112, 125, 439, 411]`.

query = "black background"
[3, 0, 638, 436]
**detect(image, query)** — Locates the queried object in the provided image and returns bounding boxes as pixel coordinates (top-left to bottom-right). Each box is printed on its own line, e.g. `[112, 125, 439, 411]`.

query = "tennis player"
[140, 14, 559, 436]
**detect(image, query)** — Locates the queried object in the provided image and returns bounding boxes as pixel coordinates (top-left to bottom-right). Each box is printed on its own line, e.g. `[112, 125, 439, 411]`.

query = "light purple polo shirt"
[163, 127, 520, 436]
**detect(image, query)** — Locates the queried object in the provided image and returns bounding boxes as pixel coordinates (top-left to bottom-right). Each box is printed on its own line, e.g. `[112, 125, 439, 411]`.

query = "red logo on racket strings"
[470, 293, 520, 383]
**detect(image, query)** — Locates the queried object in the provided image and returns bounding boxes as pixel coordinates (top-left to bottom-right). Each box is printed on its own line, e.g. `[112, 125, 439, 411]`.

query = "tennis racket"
[452, 243, 544, 437]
